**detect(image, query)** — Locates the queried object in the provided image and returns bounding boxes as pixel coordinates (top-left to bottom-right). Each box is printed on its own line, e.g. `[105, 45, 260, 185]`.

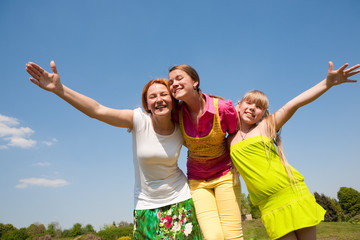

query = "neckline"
[153, 123, 178, 137]
[230, 136, 271, 149]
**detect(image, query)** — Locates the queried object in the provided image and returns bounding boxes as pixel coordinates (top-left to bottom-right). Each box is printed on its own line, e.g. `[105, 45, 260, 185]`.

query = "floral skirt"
[133, 198, 202, 240]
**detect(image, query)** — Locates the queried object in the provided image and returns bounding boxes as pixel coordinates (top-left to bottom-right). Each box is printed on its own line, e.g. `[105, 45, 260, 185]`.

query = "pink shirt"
[174, 93, 238, 137]
[175, 93, 238, 180]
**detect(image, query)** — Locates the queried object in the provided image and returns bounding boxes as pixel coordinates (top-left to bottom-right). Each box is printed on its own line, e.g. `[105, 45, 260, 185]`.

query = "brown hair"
[168, 64, 224, 99]
[169, 64, 201, 93]
[141, 78, 177, 113]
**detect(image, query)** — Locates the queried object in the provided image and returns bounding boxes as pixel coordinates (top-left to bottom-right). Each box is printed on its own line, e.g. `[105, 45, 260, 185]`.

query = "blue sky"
[1, 0, 359, 231]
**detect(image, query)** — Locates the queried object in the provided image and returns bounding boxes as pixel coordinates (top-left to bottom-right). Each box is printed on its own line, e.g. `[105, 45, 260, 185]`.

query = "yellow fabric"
[189, 169, 243, 240]
[230, 136, 325, 240]
[179, 98, 227, 160]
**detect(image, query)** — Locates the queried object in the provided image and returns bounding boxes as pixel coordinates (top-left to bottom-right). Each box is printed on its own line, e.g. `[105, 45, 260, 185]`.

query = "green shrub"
[349, 214, 360, 225]
[97, 227, 132, 240]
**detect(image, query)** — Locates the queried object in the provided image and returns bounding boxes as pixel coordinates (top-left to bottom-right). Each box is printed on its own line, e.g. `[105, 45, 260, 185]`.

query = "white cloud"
[15, 178, 70, 188]
[33, 162, 51, 167]
[0, 114, 37, 149]
[42, 138, 58, 146]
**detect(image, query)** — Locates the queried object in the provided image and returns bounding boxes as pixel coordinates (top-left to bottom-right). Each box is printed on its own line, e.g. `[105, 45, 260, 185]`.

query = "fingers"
[26, 64, 41, 80]
[28, 62, 45, 74]
[344, 64, 360, 74]
[26, 62, 45, 79]
[328, 61, 334, 72]
[337, 63, 349, 72]
[346, 79, 357, 83]
[50, 60, 58, 74]
[29, 77, 40, 86]
[346, 69, 360, 78]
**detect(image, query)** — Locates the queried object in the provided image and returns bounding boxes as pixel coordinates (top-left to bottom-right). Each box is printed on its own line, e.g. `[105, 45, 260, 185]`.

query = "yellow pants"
[189, 169, 243, 240]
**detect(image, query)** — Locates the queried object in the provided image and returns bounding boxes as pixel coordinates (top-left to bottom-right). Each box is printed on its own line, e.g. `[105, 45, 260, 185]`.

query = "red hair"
[141, 78, 177, 113]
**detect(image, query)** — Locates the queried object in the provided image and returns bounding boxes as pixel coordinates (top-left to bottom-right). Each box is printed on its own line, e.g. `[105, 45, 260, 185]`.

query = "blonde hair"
[240, 90, 297, 186]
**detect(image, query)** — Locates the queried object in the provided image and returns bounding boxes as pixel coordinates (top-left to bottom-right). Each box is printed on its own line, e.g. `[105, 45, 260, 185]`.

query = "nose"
[248, 103, 256, 110]
[171, 79, 179, 88]
[155, 95, 163, 102]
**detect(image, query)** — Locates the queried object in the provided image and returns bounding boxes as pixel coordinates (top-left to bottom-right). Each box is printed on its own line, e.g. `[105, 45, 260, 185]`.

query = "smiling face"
[146, 83, 173, 117]
[237, 90, 269, 125]
[168, 69, 198, 100]
[237, 100, 266, 125]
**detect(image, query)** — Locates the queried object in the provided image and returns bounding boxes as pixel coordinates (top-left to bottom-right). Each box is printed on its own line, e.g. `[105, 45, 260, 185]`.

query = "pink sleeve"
[218, 99, 238, 134]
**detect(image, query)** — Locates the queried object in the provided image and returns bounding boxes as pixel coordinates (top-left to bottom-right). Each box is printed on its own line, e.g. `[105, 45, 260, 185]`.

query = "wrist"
[54, 83, 65, 96]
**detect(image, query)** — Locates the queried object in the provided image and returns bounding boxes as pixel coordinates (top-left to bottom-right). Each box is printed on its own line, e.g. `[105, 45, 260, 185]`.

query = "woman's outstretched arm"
[271, 61, 360, 131]
[26, 61, 134, 129]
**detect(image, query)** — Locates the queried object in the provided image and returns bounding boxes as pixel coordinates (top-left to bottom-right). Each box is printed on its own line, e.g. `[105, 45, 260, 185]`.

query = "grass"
[242, 220, 360, 240]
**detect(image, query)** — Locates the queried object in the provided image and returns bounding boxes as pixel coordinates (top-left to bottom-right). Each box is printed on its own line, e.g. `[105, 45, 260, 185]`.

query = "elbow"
[88, 104, 105, 120]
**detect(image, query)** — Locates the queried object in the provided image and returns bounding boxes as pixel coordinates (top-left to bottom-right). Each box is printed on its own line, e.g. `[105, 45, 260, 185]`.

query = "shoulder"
[133, 107, 148, 119]
[217, 98, 237, 120]
[133, 107, 150, 131]
[218, 98, 236, 112]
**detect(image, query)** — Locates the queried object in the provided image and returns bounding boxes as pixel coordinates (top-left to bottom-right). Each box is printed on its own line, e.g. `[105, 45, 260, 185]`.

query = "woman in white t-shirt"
[26, 61, 202, 240]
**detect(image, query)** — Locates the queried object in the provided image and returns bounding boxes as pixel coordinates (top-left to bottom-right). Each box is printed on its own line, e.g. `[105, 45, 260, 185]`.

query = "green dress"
[230, 136, 325, 240]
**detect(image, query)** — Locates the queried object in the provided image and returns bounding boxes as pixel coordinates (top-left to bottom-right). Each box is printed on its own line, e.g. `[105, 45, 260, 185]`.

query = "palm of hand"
[39, 71, 59, 91]
[327, 61, 360, 86]
[327, 69, 347, 86]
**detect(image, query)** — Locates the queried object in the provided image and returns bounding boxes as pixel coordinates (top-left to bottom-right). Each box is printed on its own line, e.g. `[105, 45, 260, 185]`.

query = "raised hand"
[326, 61, 360, 87]
[26, 61, 62, 93]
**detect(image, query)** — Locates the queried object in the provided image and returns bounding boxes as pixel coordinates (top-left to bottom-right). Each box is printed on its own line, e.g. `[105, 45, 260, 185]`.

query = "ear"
[235, 101, 241, 110]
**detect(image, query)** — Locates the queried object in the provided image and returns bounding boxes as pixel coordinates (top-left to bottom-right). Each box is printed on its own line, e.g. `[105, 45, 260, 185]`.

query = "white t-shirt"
[132, 108, 191, 210]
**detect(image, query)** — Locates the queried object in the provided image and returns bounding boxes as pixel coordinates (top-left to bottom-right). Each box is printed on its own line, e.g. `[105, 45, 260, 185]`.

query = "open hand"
[26, 61, 62, 93]
[327, 61, 360, 86]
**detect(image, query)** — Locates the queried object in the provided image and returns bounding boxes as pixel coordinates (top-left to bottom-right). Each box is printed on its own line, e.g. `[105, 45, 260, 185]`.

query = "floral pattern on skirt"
[133, 198, 202, 240]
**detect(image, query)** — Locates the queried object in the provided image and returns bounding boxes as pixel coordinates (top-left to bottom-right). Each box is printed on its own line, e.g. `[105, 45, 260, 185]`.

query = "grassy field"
[243, 220, 360, 240]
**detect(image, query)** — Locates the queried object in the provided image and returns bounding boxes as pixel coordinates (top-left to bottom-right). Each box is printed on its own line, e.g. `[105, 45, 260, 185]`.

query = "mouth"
[155, 105, 167, 110]
[173, 87, 183, 94]
[244, 112, 254, 118]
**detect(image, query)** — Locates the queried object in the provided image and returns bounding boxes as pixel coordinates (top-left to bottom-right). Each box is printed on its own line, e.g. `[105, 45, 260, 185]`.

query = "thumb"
[328, 61, 334, 72]
[50, 60, 58, 74]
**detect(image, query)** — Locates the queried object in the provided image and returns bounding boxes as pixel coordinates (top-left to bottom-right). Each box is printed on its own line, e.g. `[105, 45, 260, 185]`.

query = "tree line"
[0, 221, 132, 240]
[1, 186, 359, 240]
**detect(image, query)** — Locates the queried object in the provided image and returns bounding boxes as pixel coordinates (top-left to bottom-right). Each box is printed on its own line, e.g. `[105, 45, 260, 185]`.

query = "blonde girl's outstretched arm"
[271, 61, 360, 131]
[26, 61, 134, 129]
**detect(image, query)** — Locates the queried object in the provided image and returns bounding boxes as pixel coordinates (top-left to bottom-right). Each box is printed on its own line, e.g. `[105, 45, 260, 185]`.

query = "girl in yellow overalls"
[169, 65, 243, 240]
[228, 61, 359, 240]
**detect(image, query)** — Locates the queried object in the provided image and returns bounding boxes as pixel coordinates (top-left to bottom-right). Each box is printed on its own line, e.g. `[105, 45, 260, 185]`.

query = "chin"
[154, 109, 170, 115]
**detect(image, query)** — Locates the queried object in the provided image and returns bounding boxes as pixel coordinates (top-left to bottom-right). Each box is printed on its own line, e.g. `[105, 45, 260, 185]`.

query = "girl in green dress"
[228, 61, 359, 240]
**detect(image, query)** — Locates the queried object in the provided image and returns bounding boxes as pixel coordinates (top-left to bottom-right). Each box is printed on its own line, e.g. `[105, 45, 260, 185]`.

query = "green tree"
[1, 227, 29, 240]
[71, 223, 84, 237]
[46, 222, 61, 238]
[61, 229, 72, 238]
[240, 193, 251, 215]
[27, 223, 46, 237]
[330, 198, 345, 221]
[314, 192, 338, 222]
[84, 224, 96, 234]
[337, 187, 360, 220]
[247, 195, 261, 219]
[0, 223, 16, 238]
